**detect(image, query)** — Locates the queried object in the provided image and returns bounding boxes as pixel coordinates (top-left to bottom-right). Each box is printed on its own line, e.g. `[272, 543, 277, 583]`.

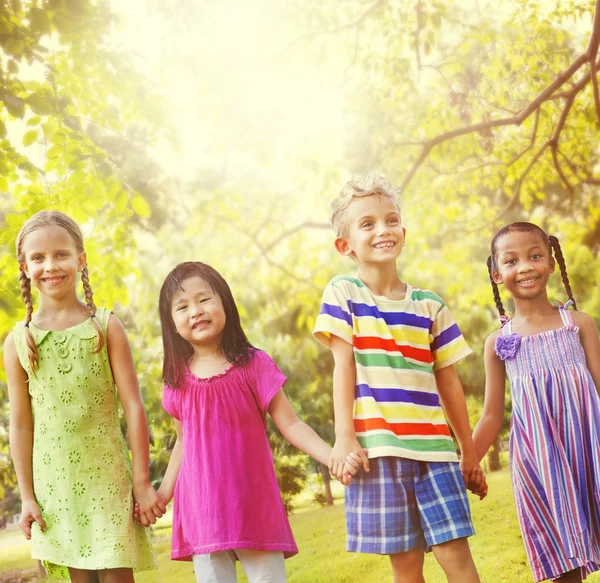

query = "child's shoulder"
[409, 286, 445, 306]
[327, 274, 364, 289]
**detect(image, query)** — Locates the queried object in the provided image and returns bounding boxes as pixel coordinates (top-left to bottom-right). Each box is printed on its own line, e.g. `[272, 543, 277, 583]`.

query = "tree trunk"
[319, 463, 334, 506]
[488, 435, 502, 471]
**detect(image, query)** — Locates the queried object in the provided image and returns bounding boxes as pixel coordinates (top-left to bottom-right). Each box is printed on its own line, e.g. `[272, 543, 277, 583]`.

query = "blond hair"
[330, 172, 401, 237]
[16, 210, 105, 372]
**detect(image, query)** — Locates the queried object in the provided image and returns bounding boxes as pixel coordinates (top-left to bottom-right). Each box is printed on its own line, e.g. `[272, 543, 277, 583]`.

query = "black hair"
[158, 261, 255, 389]
[487, 221, 577, 321]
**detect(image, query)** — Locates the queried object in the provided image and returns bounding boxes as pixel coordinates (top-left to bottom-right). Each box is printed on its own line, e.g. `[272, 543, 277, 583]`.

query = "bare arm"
[106, 315, 166, 524]
[574, 311, 600, 395]
[268, 389, 331, 466]
[329, 335, 369, 483]
[5, 333, 46, 538]
[435, 364, 481, 481]
[157, 419, 184, 504]
[472, 331, 507, 461]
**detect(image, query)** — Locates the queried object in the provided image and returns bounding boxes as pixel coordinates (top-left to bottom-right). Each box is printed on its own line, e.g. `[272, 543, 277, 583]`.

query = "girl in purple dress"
[153, 261, 357, 583]
[472, 222, 600, 582]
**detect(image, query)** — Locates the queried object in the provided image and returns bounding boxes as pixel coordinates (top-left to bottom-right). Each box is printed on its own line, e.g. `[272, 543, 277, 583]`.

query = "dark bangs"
[158, 261, 255, 389]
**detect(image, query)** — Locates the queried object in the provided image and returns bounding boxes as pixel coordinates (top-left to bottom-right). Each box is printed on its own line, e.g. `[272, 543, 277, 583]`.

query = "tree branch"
[288, 0, 387, 48]
[398, 52, 592, 194]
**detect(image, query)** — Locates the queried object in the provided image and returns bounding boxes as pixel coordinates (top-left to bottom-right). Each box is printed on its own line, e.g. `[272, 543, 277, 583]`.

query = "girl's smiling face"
[20, 225, 86, 300]
[492, 230, 555, 299]
[170, 276, 227, 349]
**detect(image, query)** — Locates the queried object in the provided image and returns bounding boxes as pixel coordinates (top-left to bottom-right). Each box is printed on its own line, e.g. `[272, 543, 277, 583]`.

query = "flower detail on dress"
[495, 333, 521, 360]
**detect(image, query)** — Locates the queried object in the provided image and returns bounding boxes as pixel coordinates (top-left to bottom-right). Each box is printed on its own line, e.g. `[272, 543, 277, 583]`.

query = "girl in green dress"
[5, 210, 165, 582]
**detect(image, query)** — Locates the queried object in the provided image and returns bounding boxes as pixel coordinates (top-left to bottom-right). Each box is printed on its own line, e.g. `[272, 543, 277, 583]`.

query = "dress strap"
[501, 319, 513, 335]
[559, 306, 573, 326]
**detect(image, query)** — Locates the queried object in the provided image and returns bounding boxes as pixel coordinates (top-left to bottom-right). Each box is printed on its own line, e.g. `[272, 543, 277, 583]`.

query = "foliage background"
[0, 0, 599, 567]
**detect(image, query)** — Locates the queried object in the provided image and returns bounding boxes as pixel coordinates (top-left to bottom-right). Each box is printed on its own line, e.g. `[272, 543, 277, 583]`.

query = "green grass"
[2, 469, 599, 582]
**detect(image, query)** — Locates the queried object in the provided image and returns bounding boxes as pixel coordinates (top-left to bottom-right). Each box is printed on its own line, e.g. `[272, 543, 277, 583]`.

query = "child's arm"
[268, 389, 331, 466]
[134, 420, 182, 526]
[329, 335, 369, 484]
[574, 311, 600, 394]
[472, 331, 507, 460]
[435, 363, 487, 497]
[4, 333, 46, 539]
[106, 315, 166, 526]
[156, 419, 184, 504]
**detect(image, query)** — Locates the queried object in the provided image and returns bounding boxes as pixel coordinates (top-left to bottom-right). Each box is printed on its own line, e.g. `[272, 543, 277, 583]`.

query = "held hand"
[342, 449, 369, 486]
[329, 438, 369, 486]
[467, 467, 489, 500]
[460, 451, 488, 500]
[133, 483, 167, 526]
[19, 499, 46, 540]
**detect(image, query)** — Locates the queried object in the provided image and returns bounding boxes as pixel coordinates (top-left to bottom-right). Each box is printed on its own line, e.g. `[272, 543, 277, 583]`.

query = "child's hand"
[329, 437, 369, 487]
[19, 499, 46, 539]
[460, 451, 488, 500]
[341, 450, 369, 486]
[133, 483, 167, 526]
[467, 467, 489, 500]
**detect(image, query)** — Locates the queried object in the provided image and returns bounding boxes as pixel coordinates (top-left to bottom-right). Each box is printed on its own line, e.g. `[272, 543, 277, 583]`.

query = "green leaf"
[28, 8, 52, 34]
[131, 195, 151, 218]
[2, 92, 25, 118]
[0, 177, 8, 191]
[26, 116, 42, 126]
[26, 93, 54, 116]
[0, 121, 6, 139]
[22, 130, 38, 147]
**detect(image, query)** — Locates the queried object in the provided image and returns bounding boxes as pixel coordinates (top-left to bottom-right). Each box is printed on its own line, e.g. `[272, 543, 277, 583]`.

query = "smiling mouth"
[192, 320, 210, 330]
[42, 276, 66, 286]
[373, 242, 396, 249]
[517, 277, 539, 285]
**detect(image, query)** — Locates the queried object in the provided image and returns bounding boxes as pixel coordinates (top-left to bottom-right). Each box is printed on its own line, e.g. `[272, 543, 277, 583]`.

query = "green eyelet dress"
[12, 308, 155, 578]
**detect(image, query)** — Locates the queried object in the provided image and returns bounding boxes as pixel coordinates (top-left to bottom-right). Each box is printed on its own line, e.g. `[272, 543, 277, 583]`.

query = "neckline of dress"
[505, 321, 577, 341]
[185, 362, 236, 384]
[29, 316, 93, 333]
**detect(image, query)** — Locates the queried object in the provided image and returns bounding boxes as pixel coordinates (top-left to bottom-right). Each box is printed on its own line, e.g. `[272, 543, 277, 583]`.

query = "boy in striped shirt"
[313, 172, 485, 582]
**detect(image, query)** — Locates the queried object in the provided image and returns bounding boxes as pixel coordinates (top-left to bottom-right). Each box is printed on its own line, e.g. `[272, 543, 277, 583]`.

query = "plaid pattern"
[345, 457, 474, 554]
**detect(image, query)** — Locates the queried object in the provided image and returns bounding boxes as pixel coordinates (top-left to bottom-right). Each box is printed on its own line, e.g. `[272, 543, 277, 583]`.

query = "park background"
[0, 0, 599, 580]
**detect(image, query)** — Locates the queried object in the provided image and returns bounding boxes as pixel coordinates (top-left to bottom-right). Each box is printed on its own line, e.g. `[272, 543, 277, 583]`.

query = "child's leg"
[389, 548, 426, 583]
[67, 567, 99, 583]
[193, 551, 238, 583]
[97, 568, 135, 583]
[415, 461, 479, 583]
[555, 568, 583, 582]
[236, 549, 286, 583]
[430, 538, 480, 583]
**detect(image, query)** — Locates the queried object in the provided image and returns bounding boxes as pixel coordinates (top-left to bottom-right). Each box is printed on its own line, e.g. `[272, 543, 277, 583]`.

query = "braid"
[549, 235, 578, 311]
[81, 265, 105, 353]
[487, 256, 506, 321]
[19, 268, 39, 372]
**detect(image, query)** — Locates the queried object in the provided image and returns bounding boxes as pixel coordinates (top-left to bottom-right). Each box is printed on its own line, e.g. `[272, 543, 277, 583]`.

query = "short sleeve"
[247, 350, 287, 414]
[312, 281, 354, 349]
[162, 384, 181, 420]
[430, 302, 472, 370]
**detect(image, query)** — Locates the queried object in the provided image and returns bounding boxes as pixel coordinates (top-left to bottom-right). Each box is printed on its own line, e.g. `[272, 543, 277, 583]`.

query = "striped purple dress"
[497, 307, 600, 581]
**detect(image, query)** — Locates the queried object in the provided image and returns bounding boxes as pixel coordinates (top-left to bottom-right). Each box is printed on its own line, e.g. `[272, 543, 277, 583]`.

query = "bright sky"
[110, 0, 349, 186]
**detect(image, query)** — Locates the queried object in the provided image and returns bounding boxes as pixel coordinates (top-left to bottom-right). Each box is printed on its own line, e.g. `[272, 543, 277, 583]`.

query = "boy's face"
[335, 194, 405, 267]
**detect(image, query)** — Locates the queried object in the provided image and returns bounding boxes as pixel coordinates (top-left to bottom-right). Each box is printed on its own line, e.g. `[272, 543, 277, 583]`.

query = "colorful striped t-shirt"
[313, 275, 472, 462]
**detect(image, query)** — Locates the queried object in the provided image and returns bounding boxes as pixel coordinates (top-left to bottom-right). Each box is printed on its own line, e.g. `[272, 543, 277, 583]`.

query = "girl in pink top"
[154, 261, 346, 583]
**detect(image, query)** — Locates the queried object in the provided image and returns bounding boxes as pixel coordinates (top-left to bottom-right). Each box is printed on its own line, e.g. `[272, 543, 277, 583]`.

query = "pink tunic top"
[162, 350, 298, 560]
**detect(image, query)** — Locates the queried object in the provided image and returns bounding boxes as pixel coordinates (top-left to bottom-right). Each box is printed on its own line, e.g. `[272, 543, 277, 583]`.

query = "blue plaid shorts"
[345, 457, 475, 554]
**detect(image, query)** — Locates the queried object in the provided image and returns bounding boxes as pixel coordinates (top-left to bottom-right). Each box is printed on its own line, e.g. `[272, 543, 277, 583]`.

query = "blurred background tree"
[1, 0, 599, 519]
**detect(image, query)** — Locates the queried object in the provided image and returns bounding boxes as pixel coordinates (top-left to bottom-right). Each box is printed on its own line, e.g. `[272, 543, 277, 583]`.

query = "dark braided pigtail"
[487, 255, 506, 322]
[19, 267, 39, 373]
[81, 265, 105, 353]
[549, 235, 578, 311]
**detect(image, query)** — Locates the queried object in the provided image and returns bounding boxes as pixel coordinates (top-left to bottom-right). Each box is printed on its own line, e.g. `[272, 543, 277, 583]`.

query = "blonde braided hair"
[16, 210, 105, 371]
